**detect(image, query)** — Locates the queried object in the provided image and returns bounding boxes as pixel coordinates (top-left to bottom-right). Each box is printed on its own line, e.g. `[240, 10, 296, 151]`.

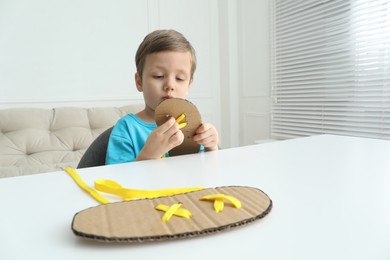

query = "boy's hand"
[193, 123, 219, 151]
[136, 117, 184, 161]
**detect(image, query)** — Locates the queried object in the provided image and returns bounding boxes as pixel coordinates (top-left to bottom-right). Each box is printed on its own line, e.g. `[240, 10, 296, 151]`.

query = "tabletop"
[0, 134, 389, 260]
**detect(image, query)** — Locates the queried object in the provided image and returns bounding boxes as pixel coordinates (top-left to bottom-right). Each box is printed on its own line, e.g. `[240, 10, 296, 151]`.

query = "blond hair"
[135, 29, 197, 80]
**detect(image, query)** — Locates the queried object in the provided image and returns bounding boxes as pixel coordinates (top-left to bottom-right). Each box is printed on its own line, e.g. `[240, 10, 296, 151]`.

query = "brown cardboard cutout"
[154, 98, 202, 156]
[71, 186, 272, 243]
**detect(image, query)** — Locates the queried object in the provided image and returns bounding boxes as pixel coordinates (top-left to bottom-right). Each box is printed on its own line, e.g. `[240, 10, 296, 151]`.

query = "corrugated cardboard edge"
[71, 186, 273, 243]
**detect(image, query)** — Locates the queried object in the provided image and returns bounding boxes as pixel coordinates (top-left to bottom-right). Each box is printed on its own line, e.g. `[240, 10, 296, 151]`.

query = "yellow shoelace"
[154, 193, 242, 222]
[94, 179, 204, 200]
[161, 114, 187, 158]
[175, 113, 187, 129]
[200, 194, 242, 213]
[65, 168, 242, 223]
[155, 203, 192, 222]
[64, 167, 110, 204]
[65, 167, 204, 204]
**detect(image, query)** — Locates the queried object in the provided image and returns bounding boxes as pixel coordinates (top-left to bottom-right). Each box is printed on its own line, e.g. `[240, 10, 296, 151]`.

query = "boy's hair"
[135, 29, 197, 80]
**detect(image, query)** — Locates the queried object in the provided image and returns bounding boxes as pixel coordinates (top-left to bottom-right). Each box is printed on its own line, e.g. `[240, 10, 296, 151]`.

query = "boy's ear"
[135, 72, 143, 92]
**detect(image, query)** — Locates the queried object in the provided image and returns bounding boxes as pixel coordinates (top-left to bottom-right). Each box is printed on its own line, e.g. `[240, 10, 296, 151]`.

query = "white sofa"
[0, 104, 143, 178]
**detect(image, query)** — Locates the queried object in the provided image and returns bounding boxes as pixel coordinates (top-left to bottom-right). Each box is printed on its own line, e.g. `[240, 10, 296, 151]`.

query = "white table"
[1, 134, 389, 260]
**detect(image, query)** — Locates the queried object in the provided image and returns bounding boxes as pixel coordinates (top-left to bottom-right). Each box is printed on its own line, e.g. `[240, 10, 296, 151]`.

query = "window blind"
[271, 0, 390, 139]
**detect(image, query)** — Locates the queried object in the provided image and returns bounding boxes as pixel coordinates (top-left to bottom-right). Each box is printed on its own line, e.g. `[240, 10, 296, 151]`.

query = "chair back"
[77, 127, 113, 168]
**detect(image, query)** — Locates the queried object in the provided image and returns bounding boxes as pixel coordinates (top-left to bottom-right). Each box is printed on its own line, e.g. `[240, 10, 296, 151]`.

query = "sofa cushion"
[0, 105, 143, 178]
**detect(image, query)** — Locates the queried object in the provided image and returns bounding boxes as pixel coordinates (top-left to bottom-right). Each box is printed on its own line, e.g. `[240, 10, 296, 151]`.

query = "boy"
[105, 29, 219, 164]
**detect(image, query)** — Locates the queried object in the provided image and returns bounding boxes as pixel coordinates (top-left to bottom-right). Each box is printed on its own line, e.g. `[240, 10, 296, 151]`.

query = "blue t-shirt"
[106, 114, 157, 165]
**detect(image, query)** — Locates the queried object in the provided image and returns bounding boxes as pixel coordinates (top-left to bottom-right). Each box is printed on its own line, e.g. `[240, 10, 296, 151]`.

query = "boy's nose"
[164, 78, 175, 92]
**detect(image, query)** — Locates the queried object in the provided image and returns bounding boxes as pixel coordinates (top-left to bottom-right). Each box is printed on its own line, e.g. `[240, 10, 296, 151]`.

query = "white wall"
[218, 0, 271, 147]
[0, 0, 271, 148]
[238, 0, 271, 146]
[0, 0, 147, 105]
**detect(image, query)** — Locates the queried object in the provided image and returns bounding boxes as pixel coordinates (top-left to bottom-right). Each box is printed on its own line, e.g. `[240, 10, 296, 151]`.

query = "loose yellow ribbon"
[64, 167, 110, 204]
[65, 167, 204, 204]
[155, 202, 192, 222]
[200, 194, 242, 213]
[94, 179, 204, 200]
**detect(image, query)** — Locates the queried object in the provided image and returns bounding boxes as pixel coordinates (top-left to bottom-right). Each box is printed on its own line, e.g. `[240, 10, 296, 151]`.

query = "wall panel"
[243, 112, 269, 145]
[238, 0, 271, 145]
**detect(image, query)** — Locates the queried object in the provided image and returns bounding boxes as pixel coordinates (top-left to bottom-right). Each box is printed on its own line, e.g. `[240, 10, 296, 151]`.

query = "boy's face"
[135, 51, 192, 111]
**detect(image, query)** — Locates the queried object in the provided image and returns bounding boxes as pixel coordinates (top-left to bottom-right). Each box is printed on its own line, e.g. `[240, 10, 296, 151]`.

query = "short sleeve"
[105, 134, 136, 164]
[105, 117, 137, 165]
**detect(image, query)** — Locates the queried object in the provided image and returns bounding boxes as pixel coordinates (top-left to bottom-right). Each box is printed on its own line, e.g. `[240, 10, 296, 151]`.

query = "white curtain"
[271, 0, 390, 139]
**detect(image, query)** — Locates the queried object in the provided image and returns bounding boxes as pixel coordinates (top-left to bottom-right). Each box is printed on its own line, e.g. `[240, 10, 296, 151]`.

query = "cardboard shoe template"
[72, 186, 273, 243]
[154, 98, 202, 156]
